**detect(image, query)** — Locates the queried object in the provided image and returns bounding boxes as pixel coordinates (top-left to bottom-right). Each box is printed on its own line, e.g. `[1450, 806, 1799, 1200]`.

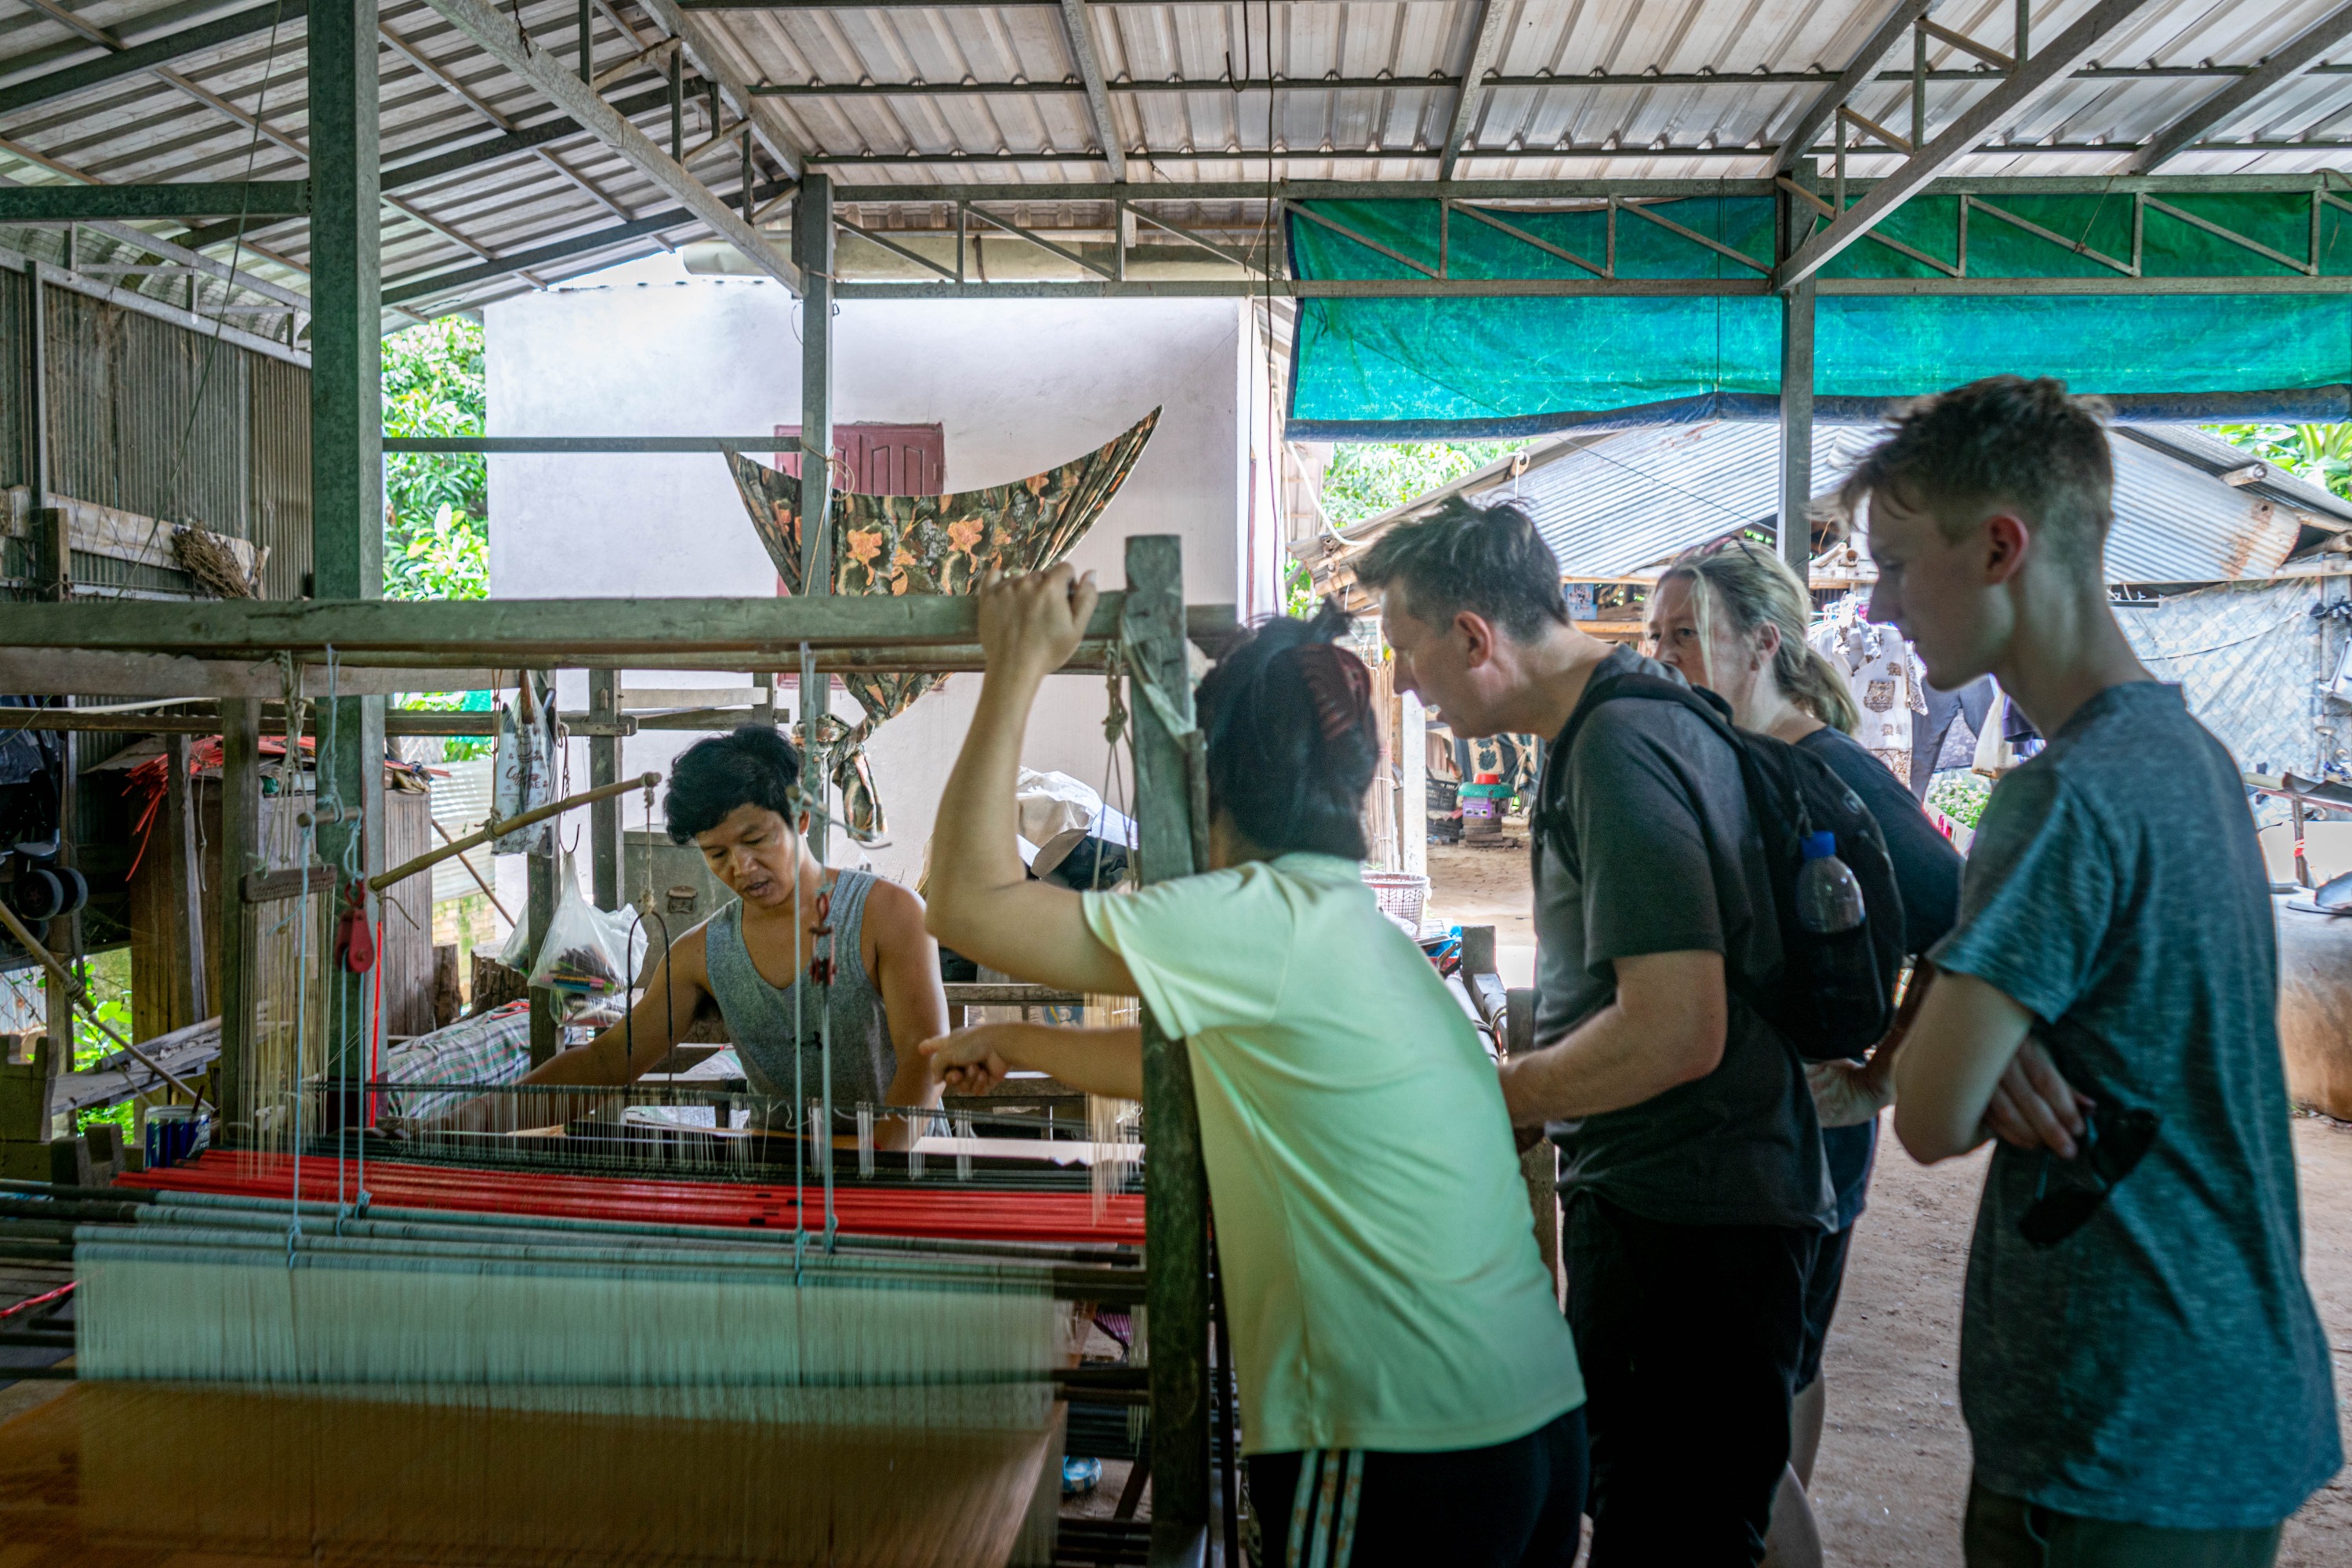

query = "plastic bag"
[528, 855, 630, 1004]
[493, 681, 557, 854]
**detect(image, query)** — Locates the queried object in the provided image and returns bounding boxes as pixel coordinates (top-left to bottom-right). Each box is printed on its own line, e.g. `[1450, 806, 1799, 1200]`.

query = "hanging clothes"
[1809, 599, 1929, 781]
[723, 408, 1161, 842]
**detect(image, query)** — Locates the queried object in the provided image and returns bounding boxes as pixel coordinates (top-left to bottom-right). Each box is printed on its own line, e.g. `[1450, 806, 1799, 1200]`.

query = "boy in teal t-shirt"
[1857, 378, 2339, 1564]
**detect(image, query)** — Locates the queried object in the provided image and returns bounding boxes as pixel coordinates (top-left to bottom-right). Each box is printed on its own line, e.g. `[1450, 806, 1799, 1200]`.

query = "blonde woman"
[1646, 539, 1962, 1568]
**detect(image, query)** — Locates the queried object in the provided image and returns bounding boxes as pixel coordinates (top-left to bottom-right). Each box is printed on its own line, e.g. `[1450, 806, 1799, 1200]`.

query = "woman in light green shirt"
[924, 568, 1586, 1568]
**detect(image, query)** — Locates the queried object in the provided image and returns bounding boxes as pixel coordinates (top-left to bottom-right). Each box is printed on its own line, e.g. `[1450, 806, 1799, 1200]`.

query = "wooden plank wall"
[131, 781, 434, 1044]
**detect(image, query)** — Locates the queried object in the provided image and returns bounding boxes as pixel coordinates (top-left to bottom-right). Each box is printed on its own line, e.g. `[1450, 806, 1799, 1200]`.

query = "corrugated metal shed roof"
[10, 1, 2352, 328]
[1320, 413, 2345, 585]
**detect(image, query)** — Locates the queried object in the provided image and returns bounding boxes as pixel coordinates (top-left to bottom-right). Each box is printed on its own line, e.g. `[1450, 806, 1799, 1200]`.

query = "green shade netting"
[1287, 191, 2352, 433]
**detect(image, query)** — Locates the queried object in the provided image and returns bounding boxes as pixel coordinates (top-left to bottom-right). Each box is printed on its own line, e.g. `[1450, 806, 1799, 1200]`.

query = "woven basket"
[1361, 870, 1431, 935]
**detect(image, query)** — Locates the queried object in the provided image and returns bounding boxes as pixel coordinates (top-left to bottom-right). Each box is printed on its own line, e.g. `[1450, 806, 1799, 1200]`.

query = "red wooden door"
[772, 423, 944, 495]
[771, 424, 946, 594]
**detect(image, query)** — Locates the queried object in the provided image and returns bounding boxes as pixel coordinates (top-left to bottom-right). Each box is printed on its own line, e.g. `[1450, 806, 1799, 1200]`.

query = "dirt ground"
[1425, 830, 1541, 986]
[1425, 843, 2352, 1566]
[1817, 1116, 2352, 1566]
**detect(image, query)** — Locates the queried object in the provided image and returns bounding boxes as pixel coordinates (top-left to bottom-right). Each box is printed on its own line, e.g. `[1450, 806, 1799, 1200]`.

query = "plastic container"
[1795, 831, 1884, 1023]
[1362, 870, 1431, 934]
[145, 1105, 210, 1171]
[1062, 1456, 1103, 1497]
[1795, 831, 1867, 935]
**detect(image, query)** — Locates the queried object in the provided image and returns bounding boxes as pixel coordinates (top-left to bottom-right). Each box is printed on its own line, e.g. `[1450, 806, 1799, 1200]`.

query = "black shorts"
[1564, 1193, 1816, 1567]
[1246, 1406, 1588, 1568]
[1796, 1221, 1857, 1392]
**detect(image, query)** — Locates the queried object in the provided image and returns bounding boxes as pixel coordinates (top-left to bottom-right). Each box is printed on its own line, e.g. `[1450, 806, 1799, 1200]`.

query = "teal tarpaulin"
[1287, 192, 2352, 436]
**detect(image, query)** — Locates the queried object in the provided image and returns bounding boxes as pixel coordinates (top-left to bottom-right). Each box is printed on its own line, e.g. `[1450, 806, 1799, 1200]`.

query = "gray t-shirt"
[1536, 646, 1835, 1231]
[1930, 681, 2340, 1530]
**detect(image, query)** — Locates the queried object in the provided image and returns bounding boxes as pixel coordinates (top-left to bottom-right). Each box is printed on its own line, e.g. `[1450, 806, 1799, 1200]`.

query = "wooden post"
[310, 0, 386, 1128]
[42, 710, 78, 1090]
[165, 735, 208, 1033]
[1123, 534, 1211, 1566]
[217, 699, 262, 1134]
[589, 668, 620, 911]
[528, 834, 559, 1067]
[431, 943, 461, 1029]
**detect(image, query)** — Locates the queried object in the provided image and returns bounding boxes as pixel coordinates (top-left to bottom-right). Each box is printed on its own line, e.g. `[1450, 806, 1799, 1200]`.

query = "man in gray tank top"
[474, 726, 949, 1149]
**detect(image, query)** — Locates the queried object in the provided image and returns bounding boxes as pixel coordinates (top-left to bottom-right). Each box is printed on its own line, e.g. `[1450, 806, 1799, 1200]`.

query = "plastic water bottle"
[1795, 831, 1883, 1025]
[1795, 831, 1867, 936]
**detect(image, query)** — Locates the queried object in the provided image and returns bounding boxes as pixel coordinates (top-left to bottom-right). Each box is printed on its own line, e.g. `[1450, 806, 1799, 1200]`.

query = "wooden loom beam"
[0, 594, 1240, 665]
[1125, 534, 1213, 1566]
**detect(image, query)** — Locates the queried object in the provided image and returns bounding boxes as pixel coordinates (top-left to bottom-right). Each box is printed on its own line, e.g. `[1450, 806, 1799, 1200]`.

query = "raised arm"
[862, 878, 949, 1149]
[924, 565, 1138, 998]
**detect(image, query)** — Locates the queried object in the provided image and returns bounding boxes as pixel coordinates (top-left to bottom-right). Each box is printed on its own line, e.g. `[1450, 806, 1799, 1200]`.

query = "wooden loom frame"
[0, 533, 1222, 1568]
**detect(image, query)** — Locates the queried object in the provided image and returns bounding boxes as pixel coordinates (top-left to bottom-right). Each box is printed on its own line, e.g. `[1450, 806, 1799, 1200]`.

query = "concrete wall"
[484, 269, 1258, 887]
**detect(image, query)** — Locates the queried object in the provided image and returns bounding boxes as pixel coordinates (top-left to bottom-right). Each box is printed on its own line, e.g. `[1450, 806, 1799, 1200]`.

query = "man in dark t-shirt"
[1359, 502, 1830, 1566]
[1857, 377, 2339, 1565]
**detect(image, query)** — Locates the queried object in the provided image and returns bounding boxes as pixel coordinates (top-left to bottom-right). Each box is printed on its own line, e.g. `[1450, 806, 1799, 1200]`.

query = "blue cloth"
[1797, 726, 1965, 1229]
[1929, 682, 2340, 1530]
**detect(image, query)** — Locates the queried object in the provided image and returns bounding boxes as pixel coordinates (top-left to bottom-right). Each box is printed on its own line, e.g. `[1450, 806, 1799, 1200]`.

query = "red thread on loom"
[1293, 644, 1373, 742]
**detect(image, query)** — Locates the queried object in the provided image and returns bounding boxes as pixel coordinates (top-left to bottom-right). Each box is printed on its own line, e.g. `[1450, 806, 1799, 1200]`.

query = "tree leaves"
[383, 318, 489, 604]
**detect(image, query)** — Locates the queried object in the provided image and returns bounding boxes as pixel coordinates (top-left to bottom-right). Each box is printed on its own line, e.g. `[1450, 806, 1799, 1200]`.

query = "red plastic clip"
[334, 884, 376, 974]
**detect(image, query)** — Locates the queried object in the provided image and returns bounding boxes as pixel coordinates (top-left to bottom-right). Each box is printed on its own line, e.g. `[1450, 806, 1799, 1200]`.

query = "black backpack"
[1530, 671, 1906, 1062]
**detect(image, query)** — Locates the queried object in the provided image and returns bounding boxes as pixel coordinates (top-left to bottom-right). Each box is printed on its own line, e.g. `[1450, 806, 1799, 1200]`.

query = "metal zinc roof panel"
[1473, 414, 2308, 586]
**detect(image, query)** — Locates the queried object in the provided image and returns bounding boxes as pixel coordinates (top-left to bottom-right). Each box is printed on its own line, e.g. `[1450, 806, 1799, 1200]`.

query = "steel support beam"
[0, 181, 309, 222]
[1773, 0, 1938, 177]
[1777, 172, 1817, 573]
[0, 2, 308, 118]
[1055, 0, 1127, 183]
[1438, 0, 1514, 180]
[796, 172, 835, 861]
[756, 61, 2352, 100]
[635, 0, 806, 183]
[2132, 2, 2352, 172]
[309, 0, 387, 1127]
[420, 0, 803, 292]
[1773, 0, 2165, 290]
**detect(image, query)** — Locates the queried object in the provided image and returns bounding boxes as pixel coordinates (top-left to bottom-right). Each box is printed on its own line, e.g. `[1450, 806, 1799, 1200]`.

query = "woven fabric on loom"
[378, 1000, 532, 1122]
[120, 1152, 1146, 1245]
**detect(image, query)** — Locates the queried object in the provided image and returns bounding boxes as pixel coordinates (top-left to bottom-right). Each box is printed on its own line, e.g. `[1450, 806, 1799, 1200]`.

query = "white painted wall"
[484, 266, 1263, 886]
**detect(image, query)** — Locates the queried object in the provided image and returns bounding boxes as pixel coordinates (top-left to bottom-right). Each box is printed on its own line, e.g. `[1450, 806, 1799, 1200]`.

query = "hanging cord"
[815, 883, 837, 1252]
[283, 653, 307, 1264]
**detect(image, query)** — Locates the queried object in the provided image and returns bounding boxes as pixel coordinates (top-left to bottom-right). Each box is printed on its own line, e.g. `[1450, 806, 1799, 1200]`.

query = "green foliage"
[76, 1101, 132, 1136]
[395, 688, 494, 762]
[383, 318, 489, 604]
[385, 503, 490, 602]
[2209, 423, 2352, 501]
[1927, 770, 1991, 830]
[1283, 560, 1321, 619]
[70, 949, 132, 1069]
[1320, 441, 1535, 526]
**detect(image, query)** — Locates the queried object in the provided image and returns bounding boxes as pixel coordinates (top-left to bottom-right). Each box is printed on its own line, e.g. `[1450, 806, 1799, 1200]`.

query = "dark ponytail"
[1195, 599, 1377, 860]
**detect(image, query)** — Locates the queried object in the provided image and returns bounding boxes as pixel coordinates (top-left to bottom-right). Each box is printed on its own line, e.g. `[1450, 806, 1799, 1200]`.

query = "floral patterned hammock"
[724, 407, 1160, 842]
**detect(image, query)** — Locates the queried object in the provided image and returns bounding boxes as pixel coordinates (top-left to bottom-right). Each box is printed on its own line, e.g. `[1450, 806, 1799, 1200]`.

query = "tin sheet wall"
[2, 277, 312, 602]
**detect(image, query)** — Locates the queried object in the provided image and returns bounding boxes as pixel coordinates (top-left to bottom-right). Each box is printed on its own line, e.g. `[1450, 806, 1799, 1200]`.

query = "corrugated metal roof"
[9, 2, 2352, 323]
[1326, 412, 2330, 586]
